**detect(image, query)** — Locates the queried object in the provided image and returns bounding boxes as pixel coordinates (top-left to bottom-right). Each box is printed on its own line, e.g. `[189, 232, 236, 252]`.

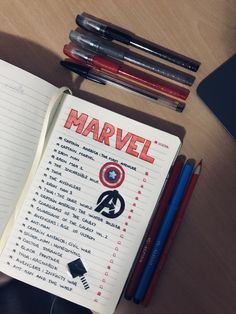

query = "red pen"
[142, 160, 202, 306]
[63, 44, 190, 100]
[124, 155, 186, 300]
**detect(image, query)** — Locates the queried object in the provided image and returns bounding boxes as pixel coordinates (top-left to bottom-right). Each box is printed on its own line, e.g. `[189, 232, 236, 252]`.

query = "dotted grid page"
[0, 94, 181, 314]
[0, 60, 58, 235]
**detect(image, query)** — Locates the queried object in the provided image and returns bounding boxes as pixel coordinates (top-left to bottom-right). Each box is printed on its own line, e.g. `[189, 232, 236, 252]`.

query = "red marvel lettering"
[126, 135, 145, 157]
[140, 140, 155, 164]
[82, 118, 99, 140]
[64, 109, 156, 164]
[98, 122, 115, 145]
[116, 129, 132, 150]
[64, 109, 88, 134]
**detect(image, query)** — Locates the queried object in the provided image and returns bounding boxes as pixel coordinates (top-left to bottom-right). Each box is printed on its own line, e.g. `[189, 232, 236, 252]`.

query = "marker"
[142, 160, 202, 306]
[69, 30, 195, 86]
[133, 159, 195, 303]
[124, 155, 186, 300]
[64, 44, 190, 100]
[60, 60, 185, 112]
[76, 15, 200, 72]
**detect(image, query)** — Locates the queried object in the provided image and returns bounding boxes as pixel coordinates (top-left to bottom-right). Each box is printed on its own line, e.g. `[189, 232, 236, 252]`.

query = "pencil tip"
[195, 159, 203, 174]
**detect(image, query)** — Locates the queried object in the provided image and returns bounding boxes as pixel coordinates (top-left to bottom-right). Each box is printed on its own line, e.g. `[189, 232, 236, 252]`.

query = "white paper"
[0, 60, 58, 235]
[0, 95, 180, 314]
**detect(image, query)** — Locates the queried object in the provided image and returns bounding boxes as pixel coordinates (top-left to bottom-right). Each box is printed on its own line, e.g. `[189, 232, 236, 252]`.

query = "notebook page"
[0, 60, 58, 235]
[0, 95, 181, 314]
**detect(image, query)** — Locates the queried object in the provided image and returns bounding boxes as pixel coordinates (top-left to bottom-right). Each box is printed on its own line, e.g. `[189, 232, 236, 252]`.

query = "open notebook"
[0, 59, 181, 314]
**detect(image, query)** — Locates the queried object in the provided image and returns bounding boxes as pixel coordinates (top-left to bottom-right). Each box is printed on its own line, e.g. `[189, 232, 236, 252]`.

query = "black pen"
[76, 15, 200, 72]
[60, 60, 185, 112]
[69, 30, 195, 86]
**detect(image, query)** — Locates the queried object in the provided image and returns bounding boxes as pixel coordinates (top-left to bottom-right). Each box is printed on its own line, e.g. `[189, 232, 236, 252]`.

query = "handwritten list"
[0, 95, 180, 314]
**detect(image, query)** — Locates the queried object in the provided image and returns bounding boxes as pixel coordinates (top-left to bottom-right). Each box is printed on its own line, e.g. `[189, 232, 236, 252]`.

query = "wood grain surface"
[0, 1, 235, 314]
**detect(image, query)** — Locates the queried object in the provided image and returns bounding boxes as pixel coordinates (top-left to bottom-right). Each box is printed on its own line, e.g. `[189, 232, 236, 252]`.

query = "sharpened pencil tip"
[198, 159, 203, 167]
[195, 159, 202, 174]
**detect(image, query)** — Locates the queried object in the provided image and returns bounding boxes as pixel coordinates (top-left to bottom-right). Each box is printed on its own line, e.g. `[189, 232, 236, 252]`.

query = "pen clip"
[60, 60, 106, 85]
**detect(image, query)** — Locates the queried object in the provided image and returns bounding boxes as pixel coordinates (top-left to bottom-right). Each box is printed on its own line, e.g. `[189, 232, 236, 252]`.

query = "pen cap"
[70, 30, 99, 50]
[69, 31, 126, 60]
[76, 15, 107, 35]
[63, 44, 95, 62]
[76, 15, 132, 44]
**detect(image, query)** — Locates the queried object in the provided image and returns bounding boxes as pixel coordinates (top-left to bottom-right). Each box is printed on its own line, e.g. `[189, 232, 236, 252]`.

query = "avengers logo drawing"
[94, 190, 125, 219]
[99, 162, 125, 189]
[95, 162, 126, 218]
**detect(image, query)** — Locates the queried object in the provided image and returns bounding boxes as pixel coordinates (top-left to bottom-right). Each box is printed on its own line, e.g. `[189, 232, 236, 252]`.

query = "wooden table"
[0, 1, 235, 313]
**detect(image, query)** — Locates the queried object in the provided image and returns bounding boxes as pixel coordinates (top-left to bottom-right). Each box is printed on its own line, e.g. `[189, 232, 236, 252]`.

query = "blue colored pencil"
[133, 159, 195, 303]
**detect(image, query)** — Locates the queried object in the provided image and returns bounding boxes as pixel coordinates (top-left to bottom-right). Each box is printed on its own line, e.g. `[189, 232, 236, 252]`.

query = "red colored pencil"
[124, 155, 186, 300]
[142, 160, 202, 306]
